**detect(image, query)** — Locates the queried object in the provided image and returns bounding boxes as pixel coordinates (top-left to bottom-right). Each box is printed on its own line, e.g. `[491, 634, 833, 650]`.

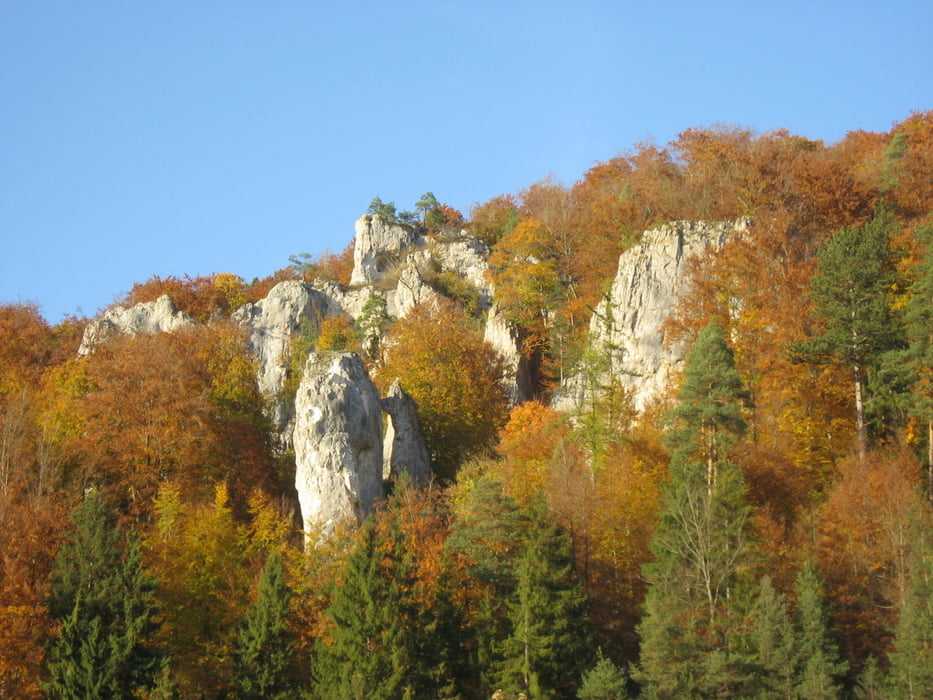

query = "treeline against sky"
[1, 111, 932, 697]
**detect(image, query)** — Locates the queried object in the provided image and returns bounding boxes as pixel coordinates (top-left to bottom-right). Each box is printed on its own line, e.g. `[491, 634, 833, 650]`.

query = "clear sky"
[2, 1, 931, 322]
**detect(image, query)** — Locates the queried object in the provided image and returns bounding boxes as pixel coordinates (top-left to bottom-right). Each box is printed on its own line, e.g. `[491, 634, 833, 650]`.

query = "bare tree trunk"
[854, 364, 867, 464]
[928, 419, 933, 505]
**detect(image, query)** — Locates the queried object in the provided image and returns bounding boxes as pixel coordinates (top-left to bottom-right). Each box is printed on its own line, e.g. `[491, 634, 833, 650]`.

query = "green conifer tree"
[748, 575, 798, 698]
[797, 209, 904, 462]
[794, 561, 848, 699]
[636, 319, 757, 697]
[314, 511, 461, 699]
[577, 648, 629, 700]
[44, 495, 162, 699]
[885, 514, 933, 699]
[232, 552, 298, 699]
[494, 500, 593, 699]
[900, 223, 933, 498]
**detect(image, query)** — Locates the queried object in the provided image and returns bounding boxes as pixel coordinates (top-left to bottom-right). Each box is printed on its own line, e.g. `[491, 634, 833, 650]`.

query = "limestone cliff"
[381, 379, 432, 485]
[78, 294, 191, 355]
[71, 211, 531, 543]
[293, 352, 384, 542]
[231, 281, 331, 399]
[557, 218, 750, 413]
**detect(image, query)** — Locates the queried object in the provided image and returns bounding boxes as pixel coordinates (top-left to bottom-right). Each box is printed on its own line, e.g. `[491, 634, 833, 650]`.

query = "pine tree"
[232, 553, 297, 699]
[636, 320, 757, 697]
[797, 209, 904, 462]
[794, 561, 848, 699]
[44, 494, 162, 699]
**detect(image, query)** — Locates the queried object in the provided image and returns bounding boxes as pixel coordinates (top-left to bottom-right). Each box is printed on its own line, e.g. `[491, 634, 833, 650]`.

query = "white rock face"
[431, 236, 493, 308]
[484, 302, 533, 403]
[350, 215, 423, 287]
[232, 281, 332, 399]
[293, 352, 384, 543]
[381, 378, 432, 485]
[391, 258, 441, 318]
[558, 219, 750, 413]
[78, 295, 191, 355]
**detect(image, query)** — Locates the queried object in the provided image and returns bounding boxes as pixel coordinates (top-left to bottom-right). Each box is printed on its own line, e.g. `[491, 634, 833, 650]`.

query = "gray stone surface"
[556, 218, 750, 413]
[293, 352, 385, 543]
[381, 378, 432, 485]
[78, 294, 192, 355]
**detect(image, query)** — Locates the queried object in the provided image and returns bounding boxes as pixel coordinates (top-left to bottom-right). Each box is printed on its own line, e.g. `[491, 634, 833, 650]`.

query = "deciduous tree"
[378, 298, 508, 481]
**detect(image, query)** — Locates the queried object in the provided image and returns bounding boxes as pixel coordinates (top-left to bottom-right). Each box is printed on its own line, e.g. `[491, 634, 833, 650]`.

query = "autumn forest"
[3, 111, 933, 698]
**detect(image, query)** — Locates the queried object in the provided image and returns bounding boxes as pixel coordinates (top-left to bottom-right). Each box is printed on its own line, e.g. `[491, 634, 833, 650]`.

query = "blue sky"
[2, 1, 931, 322]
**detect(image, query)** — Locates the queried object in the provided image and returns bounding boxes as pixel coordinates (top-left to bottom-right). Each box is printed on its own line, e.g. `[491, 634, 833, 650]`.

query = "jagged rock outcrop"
[431, 236, 493, 308]
[231, 280, 334, 400]
[350, 214, 423, 287]
[483, 302, 534, 403]
[381, 379, 432, 485]
[293, 352, 384, 542]
[78, 294, 191, 355]
[557, 218, 751, 413]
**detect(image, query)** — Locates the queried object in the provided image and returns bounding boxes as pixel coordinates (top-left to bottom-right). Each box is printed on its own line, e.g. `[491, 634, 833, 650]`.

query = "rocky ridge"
[74, 213, 745, 540]
[555, 218, 751, 414]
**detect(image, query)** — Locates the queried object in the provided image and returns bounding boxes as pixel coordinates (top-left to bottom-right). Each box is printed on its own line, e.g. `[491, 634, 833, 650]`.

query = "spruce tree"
[314, 511, 461, 699]
[885, 515, 933, 699]
[901, 223, 933, 498]
[577, 649, 629, 700]
[493, 500, 593, 699]
[636, 319, 756, 697]
[313, 520, 402, 700]
[794, 561, 848, 699]
[44, 494, 162, 699]
[232, 553, 298, 699]
[748, 575, 797, 698]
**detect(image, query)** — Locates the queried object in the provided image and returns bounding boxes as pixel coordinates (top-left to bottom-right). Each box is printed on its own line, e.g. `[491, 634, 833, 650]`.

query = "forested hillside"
[2, 111, 933, 698]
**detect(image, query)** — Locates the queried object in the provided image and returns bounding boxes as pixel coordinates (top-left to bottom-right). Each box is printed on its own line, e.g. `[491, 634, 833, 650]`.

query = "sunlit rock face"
[77, 294, 192, 355]
[381, 378, 432, 485]
[232, 281, 327, 396]
[350, 214, 423, 288]
[293, 351, 384, 543]
[556, 218, 751, 414]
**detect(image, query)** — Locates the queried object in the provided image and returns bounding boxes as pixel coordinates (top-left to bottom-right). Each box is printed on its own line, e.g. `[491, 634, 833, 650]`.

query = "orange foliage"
[75, 325, 279, 519]
[495, 401, 572, 505]
[309, 241, 355, 286]
[316, 314, 361, 354]
[0, 500, 64, 698]
[378, 298, 509, 481]
[469, 194, 519, 246]
[0, 304, 55, 395]
[816, 449, 927, 670]
[121, 274, 237, 321]
[888, 110, 933, 223]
